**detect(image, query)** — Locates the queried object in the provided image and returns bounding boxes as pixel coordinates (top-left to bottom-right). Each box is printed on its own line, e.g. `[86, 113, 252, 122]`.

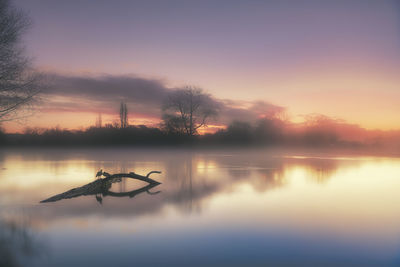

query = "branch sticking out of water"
[40, 170, 162, 203]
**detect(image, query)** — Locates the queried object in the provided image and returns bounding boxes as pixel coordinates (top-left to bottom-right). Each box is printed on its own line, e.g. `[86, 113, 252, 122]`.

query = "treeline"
[205, 119, 361, 147]
[0, 118, 366, 148]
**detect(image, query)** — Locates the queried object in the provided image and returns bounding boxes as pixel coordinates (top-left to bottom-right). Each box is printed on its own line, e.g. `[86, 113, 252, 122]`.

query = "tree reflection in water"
[0, 214, 45, 267]
[0, 149, 355, 230]
[38, 152, 344, 216]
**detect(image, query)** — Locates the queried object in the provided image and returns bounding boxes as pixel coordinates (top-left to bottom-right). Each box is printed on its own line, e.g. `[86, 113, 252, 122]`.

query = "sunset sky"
[4, 0, 400, 132]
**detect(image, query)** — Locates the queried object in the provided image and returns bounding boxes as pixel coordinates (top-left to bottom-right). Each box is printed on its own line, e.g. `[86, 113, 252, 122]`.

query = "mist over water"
[1, 147, 400, 266]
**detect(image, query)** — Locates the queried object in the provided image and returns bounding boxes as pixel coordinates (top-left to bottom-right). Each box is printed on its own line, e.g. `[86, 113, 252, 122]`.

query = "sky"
[3, 0, 400, 132]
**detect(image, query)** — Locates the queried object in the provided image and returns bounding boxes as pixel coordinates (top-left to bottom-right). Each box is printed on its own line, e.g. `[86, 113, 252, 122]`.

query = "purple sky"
[6, 0, 400, 131]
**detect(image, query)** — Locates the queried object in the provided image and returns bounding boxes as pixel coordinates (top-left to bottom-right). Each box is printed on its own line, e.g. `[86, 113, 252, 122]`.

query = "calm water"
[0, 148, 400, 266]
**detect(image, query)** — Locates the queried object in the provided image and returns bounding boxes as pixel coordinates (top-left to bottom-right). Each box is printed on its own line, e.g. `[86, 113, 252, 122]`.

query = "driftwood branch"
[146, 171, 161, 178]
[106, 171, 161, 185]
[40, 170, 162, 203]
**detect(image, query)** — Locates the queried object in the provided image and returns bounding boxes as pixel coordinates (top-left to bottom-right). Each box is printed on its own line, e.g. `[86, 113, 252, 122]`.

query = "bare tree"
[119, 101, 128, 128]
[0, 0, 41, 123]
[162, 86, 218, 136]
[95, 113, 102, 128]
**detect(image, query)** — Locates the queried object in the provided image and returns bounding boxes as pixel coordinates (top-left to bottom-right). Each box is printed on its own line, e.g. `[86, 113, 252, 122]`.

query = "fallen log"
[40, 170, 161, 203]
[105, 171, 162, 185]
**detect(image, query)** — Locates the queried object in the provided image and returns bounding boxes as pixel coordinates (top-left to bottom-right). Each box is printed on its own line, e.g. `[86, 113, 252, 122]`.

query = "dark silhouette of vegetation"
[0, 0, 41, 122]
[162, 86, 218, 136]
[8, 124, 168, 146]
[0, 127, 5, 144]
[95, 113, 102, 128]
[0, 90, 391, 149]
[119, 101, 128, 128]
[0, 115, 370, 148]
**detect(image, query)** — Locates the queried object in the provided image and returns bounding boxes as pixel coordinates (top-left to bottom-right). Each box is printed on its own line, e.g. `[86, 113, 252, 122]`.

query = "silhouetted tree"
[254, 118, 284, 144]
[225, 120, 253, 143]
[161, 113, 186, 135]
[95, 113, 102, 128]
[0, 0, 41, 122]
[162, 86, 218, 136]
[119, 102, 128, 128]
[0, 127, 5, 144]
[301, 114, 339, 146]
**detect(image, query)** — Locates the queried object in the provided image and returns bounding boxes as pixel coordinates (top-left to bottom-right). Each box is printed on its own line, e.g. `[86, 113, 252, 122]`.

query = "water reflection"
[0, 148, 400, 266]
[0, 212, 45, 267]
[0, 149, 372, 221]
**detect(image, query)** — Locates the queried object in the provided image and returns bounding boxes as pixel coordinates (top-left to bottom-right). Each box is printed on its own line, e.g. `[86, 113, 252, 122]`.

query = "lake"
[0, 147, 399, 266]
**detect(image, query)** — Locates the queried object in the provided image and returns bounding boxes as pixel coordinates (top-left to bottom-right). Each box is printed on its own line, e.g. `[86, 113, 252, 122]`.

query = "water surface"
[0, 148, 399, 266]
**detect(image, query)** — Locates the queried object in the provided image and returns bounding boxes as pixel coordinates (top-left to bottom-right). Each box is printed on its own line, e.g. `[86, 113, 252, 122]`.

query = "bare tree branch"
[0, 0, 42, 123]
[162, 86, 218, 136]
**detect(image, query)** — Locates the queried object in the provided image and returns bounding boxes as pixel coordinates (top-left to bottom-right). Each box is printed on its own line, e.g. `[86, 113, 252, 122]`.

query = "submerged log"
[105, 171, 162, 185]
[40, 170, 161, 203]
